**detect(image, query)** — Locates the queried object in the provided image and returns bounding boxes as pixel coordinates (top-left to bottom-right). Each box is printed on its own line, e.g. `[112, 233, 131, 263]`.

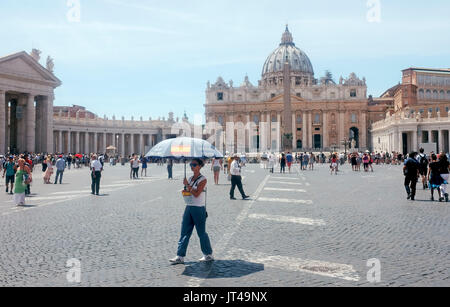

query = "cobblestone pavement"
[0, 162, 449, 287]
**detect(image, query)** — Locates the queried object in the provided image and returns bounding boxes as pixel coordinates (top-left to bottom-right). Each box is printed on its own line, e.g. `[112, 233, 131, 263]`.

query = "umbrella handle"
[184, 160, 187, 191]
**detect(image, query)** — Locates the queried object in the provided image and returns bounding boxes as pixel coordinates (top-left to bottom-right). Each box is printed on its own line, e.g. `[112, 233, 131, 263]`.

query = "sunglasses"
[190, 163, 199, 167]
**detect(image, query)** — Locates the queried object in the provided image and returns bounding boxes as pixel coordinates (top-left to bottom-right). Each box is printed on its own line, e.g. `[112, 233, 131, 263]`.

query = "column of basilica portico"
[292, 113, 296, 149]
[131, 133, 135, 154]
[94, 132, 98, 153]
[302, 112, 307, 150]
[140, 134, 145, 155]
[26, 94, 36, 153]
[322, 112, 328, 149]
[0, 90, 5, 154]
[45, 95, 54, 153]
[361, 112, 367, 149]
[103, 133, 107, 153]
[84, 133, 89, 154]
[308, 112, 312, 149]
[58, 131, 63, 153]
[338, 111, 345, 150]
[120, 133, 125, 156]
[67, 130, 72, 153]
[76, 131, 80, 153]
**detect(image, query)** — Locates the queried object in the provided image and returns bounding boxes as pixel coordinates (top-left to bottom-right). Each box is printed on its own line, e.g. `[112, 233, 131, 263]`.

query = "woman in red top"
[330, 154, 338, 175]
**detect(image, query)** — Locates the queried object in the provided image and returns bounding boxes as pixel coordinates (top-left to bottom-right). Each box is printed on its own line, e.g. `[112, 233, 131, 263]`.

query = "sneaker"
[445, 194, 449, 202]
[242, 195, 250, 200]
[169, 256, 184, 265]
[407, 193, 411, 200]
[230, 197, 236, 200]
[199, 255, 214, 262]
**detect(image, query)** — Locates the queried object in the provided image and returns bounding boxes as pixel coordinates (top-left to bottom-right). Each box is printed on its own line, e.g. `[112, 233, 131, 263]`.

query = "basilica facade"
[205, 26, 370, 153]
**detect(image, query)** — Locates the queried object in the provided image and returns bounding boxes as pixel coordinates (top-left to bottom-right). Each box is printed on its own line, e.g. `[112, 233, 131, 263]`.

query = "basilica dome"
[262, 26, 314, 77]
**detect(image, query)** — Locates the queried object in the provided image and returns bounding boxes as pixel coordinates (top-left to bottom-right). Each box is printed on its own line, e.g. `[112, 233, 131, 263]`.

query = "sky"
[1, 0, 449, 122]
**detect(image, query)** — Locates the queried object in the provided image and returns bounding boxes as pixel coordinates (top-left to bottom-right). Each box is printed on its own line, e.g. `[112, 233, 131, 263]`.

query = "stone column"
[58, 131, 63, 153]
[361, 112, 367, 149]
[412, 129, 418, 152]
[130, 133, 135, 155]
[67, 131, 72, 153]
[302, 113, 307, 150]
[140, 134, 145, 155]
[292, 113, 296, 150]
[25, 94, 36, 153]
[0, 90, 5, 154]
[83, 133, 87, 154]
[46, 95, 54, 153]
[75, 131, 80, 153]
[338, 111, 345, 151]
[323, 112, 328, 149]
[103, 133, 107, 153]
[398, 130, 403, 153]
[94, 132, 98, 154]
[308, 112, 312, 149]
[121, 133, 125, 156]
[439, 130, 445, 153]
[277, 112, 281, 152]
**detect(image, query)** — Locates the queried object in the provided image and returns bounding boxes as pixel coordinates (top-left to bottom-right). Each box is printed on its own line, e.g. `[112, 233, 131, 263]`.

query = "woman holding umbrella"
[170, 158, 214, 265]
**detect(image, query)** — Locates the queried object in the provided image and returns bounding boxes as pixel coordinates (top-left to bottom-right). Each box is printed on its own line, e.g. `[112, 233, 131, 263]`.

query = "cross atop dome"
[281, 24, 295, 46]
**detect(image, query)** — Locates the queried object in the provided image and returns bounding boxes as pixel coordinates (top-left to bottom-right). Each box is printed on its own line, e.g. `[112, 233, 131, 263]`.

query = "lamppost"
[341, 138, 351, 155]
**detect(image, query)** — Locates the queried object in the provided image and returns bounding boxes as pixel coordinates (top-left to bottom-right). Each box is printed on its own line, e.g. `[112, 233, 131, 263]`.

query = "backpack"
[419, 154, 428, 168]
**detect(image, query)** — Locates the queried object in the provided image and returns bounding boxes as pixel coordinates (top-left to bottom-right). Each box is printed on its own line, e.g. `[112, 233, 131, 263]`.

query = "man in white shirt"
[230, 155, 250, 200]
[90, 155, 103, 196]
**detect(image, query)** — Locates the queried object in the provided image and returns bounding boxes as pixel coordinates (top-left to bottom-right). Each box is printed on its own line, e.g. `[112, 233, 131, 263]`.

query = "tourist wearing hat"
[55, 155, 66, 184]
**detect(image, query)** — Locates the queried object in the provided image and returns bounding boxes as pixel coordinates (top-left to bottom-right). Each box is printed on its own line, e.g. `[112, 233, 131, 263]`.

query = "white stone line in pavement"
[186, 174, 271, 288]
[143, 196, 163, 205]
[264, 187, 307, 193]
[271, 177, 302, 181]
[305, 183, 311, 187]
[22, 195, 84, 202]
[257, 197, 313, 205]
[226, 248, 360, 282]
[268, 181, 303, 186]
[249, 214, 326, 226]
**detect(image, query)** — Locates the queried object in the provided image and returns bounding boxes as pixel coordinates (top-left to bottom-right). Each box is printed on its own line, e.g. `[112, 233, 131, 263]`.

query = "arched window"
[448, 91, 450, 100]
[217, 92, 224, 101]
[426, 90, 432, 99]
[433, 90, 438, 100]
[418, 89, 424, 99]
[350, 89, 357, 97]
[351, 114, 357, 123]
[314, 114, 320, 124]
[296, 115, 302, 124]
[253, 115, 259, 124]
[440, 90, 445, 100]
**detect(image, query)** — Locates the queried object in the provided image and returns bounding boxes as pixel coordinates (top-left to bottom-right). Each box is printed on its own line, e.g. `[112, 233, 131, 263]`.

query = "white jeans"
[440, 174, 449, 197]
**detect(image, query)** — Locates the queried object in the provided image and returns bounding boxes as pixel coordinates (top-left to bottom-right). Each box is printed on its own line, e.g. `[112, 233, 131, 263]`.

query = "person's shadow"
[182, 259, 264, 279]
